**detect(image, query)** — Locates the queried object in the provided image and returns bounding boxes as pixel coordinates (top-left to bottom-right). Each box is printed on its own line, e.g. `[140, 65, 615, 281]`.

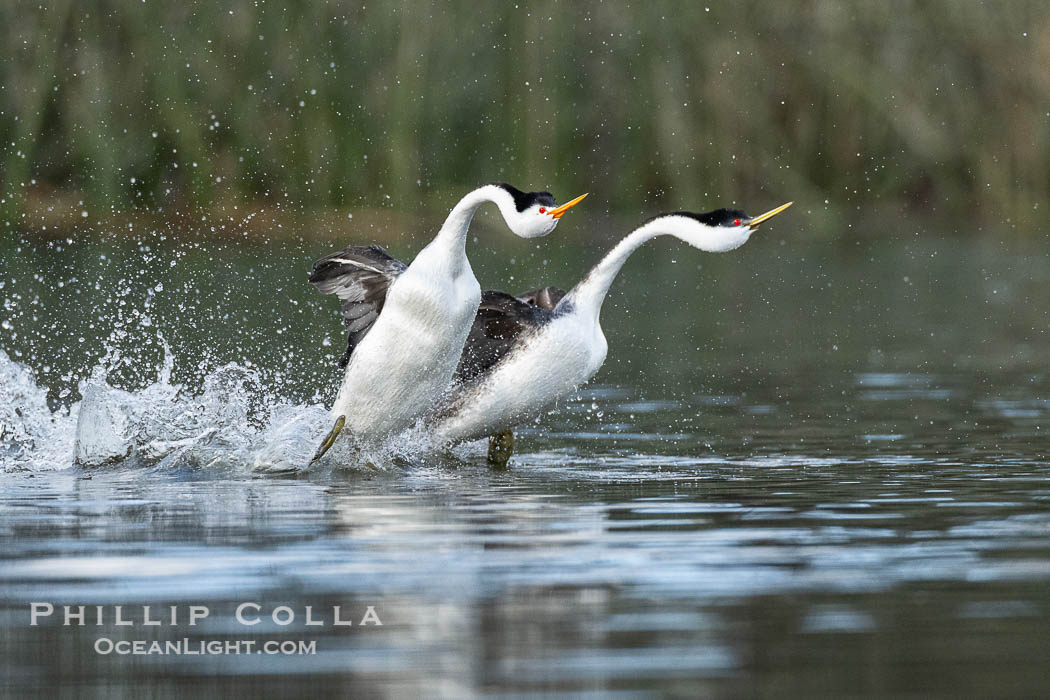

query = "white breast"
[430, 312, 608, 445]
[331, 259, 481, 442]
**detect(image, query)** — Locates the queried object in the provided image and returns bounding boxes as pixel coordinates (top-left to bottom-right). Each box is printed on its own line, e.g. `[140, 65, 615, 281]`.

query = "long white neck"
[563, 215, 753, 323]
[430, 184, 515, 264]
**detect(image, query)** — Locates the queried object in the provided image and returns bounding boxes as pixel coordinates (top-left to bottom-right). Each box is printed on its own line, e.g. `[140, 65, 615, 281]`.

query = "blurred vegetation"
[1, 0, 1049, 236]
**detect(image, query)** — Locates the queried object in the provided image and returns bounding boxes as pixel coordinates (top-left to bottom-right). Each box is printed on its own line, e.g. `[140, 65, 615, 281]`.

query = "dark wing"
[309, 244, 408, 367]
[455, 287, 565, 384]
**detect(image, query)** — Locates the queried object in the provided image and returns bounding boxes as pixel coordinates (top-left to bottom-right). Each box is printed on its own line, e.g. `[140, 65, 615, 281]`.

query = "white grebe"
[424, 202, 792, 465]
[309, 183, 587, 462]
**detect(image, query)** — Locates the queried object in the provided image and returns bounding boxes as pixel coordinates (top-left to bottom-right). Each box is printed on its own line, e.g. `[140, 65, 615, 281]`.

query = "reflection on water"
[1, 233, 1049, 695]
[4, 442, 1050, 696]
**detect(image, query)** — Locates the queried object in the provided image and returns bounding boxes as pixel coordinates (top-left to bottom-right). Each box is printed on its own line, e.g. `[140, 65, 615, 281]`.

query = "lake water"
[2, 222, 1049, 697]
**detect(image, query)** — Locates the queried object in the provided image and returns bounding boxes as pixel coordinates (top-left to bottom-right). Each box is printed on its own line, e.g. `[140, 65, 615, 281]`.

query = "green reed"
[1, 1, 1047, 235]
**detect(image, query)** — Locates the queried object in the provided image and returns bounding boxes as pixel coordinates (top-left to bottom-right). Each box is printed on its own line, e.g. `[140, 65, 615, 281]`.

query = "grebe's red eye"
[733, 218, 741, 226]
[538, 207, 546, 214]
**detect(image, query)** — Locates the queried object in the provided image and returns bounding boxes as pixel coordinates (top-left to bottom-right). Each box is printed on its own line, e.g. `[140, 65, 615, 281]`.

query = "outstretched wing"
[455, 286, 566, 384]
[309, 244, 408, 367]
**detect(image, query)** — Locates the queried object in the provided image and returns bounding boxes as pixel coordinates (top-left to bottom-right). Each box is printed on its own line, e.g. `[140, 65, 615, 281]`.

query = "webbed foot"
[311, 415, 346, 463]
[486, 429, 514, 469]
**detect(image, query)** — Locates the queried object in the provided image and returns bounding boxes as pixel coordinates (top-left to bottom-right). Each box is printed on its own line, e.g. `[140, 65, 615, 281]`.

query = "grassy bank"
[2, 1, 1049, 235]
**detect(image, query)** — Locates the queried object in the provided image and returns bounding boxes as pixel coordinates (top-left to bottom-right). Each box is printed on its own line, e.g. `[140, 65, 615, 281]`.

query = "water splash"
[0, 342, 339, 475]
[0, 348, 78, 472]
[0, 226, 369, 475]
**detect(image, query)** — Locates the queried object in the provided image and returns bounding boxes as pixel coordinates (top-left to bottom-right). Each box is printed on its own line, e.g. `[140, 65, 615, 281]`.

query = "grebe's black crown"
[494, 183, 557, 212]
[660, 208, 749, 227]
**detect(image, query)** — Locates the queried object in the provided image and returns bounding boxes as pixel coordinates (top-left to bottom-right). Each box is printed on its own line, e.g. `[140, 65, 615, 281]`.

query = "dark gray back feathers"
[455, 285, 566, 384]
[517, 286, 566, 310]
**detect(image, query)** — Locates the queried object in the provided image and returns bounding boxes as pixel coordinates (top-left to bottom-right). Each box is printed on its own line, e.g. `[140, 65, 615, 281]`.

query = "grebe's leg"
[486, 429, 514, 469]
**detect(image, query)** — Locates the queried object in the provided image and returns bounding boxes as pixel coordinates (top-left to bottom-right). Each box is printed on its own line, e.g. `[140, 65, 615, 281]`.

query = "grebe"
[424, 202, 792, 465]
[309, 183, 587, 462]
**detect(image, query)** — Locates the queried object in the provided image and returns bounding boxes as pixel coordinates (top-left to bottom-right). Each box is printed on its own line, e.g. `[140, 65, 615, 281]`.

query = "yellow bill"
[748, 201, 793, 230]
[548, 193, 588, 219]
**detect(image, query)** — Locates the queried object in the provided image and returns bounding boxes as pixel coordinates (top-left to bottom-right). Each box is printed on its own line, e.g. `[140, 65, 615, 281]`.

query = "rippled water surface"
[2, 228, 1049, 697]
